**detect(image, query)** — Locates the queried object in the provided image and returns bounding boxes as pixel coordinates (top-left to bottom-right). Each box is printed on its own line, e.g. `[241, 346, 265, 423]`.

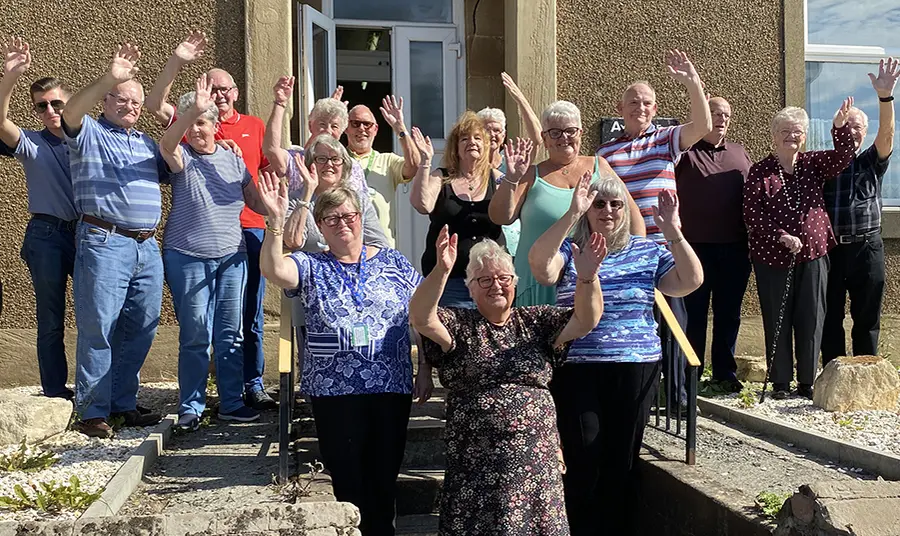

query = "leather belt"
[837, 229, 879, 245]
[32, 213, 77, 232]
[80, 215, 157, 242]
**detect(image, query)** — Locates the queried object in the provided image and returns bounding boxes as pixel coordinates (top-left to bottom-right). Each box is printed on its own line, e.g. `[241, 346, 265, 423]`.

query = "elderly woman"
[409, 111, 506, 307]
[529, 173, 703, 536]
[410, 159, 605, 535]
[159, 74, 269, 431]
[258, 173, 430, 536]
[489, 100, 645, 306]
[743, 99, 856, 400]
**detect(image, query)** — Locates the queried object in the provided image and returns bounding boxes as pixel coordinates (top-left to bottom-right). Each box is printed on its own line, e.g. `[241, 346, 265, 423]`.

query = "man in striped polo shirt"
[596, 49, 712, 408]
[61, 43, 166, 438]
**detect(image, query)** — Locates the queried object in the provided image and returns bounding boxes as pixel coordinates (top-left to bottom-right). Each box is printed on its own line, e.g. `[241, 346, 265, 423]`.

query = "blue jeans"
[20, 217, 76, 398]
[73, 222, 163, 420]
[242, 229, 267, 393]
[439, 277, 475, 308]
[164, 250, 248, 416]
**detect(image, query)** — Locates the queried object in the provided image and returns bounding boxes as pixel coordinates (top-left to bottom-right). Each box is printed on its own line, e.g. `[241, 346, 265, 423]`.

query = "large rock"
[775, 480, 900, 536]
[813, 356, 900, 412]
[0, 392, 72, 445]
[735, 355, 767, 383]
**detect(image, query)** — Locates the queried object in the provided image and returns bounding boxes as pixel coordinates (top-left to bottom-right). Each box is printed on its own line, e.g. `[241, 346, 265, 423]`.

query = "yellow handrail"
[278, 294, 293, 374]
[654, 290, 702, 368]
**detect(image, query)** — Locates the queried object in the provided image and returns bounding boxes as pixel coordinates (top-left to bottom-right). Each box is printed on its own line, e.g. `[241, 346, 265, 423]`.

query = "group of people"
[2, 26, 897, 535]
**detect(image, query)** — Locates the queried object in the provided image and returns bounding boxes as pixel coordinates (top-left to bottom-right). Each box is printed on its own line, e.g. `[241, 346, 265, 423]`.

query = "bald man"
[344, 97, 419, 246]
[147, 32, 276, 411]
[675, 97, 753, 392]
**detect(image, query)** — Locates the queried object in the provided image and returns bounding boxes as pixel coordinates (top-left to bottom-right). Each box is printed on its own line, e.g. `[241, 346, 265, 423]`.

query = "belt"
[837, 229, 879, 244]
[80, 215, 157, 242]
[32, 213, 77, 232]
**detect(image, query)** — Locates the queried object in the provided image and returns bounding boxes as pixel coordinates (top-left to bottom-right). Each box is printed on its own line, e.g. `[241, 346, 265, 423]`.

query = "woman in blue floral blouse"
[257, 171, 432, 536]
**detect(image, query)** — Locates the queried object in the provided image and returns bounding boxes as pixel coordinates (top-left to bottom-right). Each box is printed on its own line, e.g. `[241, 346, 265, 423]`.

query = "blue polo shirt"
[64, 115, 166, 230]
[0, 129, 77, 221]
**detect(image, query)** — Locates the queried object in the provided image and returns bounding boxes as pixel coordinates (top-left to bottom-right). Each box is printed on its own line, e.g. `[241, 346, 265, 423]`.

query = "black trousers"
[755, 257, 828, 387]
[551, 360, 661, 536]
[683, 242, 752, 381]
[821, 234, 885, 366]
[311, 393, 412, 536]
[659, 296, 687, 407]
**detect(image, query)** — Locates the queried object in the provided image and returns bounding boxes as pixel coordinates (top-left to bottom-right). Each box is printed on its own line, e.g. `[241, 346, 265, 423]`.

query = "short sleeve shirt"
[216, 112, 268, 230]
[0, 128, 76, 220]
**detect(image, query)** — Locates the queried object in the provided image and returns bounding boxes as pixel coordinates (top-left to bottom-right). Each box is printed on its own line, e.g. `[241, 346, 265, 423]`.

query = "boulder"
[735, 354, 767, 383]
[0, 392, 72, 445]
[813, 356, 900, 412]
[775, 480, 900, 536]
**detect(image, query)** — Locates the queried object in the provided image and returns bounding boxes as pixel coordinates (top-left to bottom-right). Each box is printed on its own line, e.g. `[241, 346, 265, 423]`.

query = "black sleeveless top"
[421, 169, 505, 279]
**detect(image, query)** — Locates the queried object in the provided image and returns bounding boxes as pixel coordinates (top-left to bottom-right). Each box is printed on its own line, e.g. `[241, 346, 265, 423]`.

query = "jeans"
[242, 229, 267, 393]
[438, 276, 475, 308]
[164, 250, 248, 416]
[20, 217, 76, 398]
[73, 222, 163, 420]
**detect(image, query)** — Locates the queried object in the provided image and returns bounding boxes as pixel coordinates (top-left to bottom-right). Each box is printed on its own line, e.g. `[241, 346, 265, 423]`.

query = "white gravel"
[0, 382, 179, 523]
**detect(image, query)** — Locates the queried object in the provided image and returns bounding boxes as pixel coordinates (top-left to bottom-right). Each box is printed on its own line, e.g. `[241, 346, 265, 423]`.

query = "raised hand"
[652, 190, 682, 236]
[330, 85, 349, 107]
[193, 73, 213, 112]
[273, 76, 295, 106]
[665, 49, 700, 86]
[258, 169, 289, 222]
[567, 171, 598, 217]
[501, 72, 526, 103]
[216, 139, 243, 157]
[293, 152, 319, 195]
[868, 57, 900, 98]
[109, 42, 141, 82]
[411, 127, 434, 161]
[435, 225, 458, 275]
[833, 96, 855, 128]
[380, 95, 405, 131]
[503, 137, 533, 182]
[4, 37, 31, 77]
[174, 31, 207, 64]
[572, 232, 607, 280]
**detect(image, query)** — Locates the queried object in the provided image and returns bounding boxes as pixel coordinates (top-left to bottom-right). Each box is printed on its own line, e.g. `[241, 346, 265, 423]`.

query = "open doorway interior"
[336, 27, 393, 154]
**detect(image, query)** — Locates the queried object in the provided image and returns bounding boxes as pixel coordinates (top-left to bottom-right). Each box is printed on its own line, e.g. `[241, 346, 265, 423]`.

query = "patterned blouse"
[743, 124, 855, 268]
[286, 248, 422, 397]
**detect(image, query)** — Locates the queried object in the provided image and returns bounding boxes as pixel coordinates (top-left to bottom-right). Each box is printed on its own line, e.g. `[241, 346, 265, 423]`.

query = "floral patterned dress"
[421, 306, 574, 536]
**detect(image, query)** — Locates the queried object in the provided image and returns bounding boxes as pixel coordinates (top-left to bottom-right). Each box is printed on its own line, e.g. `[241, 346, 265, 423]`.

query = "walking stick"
[760, 253, 797, 404]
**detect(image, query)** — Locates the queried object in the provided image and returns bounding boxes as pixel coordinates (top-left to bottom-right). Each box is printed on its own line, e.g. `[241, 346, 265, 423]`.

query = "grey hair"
[477, 107, 507, 131]
[622, 80, 657, 103]
[465, 239, 518, 285]
[176, 91, 219, 125]
[771, 106, 809, 135]
[845, 106, 869, 129]
[307, 134, 352, 183]
[541, 100, 582, 129]
[571, 173, 632, 253]
[309, 98, 349, 132]
[313, 186, 361, 223]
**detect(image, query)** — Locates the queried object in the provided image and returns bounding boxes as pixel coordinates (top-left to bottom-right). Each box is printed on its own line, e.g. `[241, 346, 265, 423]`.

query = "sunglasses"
[349, 119, 376, 130]
[472, 274, 515, 289]
[543, 127, 581, 139]
[592, 199, 625, 211]
[314, 156, 344, 166]
[321, 212, 360, 227]
[33, 100, 66, 113]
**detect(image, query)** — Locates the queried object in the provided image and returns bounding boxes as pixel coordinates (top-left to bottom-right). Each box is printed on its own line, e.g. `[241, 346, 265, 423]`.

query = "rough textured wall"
[466, 0, 505, 113]
[0, 0, 246, 328]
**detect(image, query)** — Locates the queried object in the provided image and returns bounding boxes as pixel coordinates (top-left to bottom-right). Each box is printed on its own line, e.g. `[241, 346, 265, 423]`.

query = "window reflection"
[312, 23, 330, 101]
[807, 0, 900, 53]
[334, 0, 452, 23]
[410, 42, 445, 140]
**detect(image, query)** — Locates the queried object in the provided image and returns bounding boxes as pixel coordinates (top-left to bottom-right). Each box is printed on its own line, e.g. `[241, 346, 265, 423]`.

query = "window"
[334, 0, 452, 23]
[805, 0, 900, 204]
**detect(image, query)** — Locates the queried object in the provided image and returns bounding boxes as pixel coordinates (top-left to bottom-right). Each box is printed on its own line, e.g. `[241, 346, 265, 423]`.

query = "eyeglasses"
[779, 129, 805, 137]
[349, 119, 376, 130]
[543, 127, 582, 139]
[211, 86, 235, 95]
[314, 156, 344, 166]
[33, 100, 66, 113]
[592, 199, 625, 211]
[107, 93, 143, 109]
[321, 212, 360, 227]
[472, 274, 515, 289]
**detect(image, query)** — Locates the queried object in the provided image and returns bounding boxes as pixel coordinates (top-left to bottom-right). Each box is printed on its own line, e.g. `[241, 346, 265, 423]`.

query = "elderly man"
[675, 97, 752, 391]
[61, 43, 166, 438]
[146, 32, 275, 411]
[821, 58, 898, 367]
[597, 49, 712, 408]
[344, 98, 419, 246]
[0, 38, 76, 400]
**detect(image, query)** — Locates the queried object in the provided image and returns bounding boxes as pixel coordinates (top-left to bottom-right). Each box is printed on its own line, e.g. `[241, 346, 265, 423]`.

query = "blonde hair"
[570, 173, 632, 253]
[465, 239, 518, 285]
[443, 111, 493, 188]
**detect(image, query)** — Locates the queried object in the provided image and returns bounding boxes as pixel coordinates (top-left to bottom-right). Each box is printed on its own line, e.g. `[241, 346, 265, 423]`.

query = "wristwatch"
[296, 199, 312, 209]
[398, 131, 408, 139]
[879, 96, 895, 103]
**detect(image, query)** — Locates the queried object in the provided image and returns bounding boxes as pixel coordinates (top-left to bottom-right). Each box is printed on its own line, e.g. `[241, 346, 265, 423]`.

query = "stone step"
[396, 468, 444, 515]
[294, 413, 446, 442]
[294, 430, 446, 468]
[396, 513, 440, 535]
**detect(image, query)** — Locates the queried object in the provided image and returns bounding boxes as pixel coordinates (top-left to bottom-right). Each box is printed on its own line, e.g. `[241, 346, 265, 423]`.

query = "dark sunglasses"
[543, 127, 581, 139]
[34, 100, 66, 113]
[349, 119, 376, 130]
[592, 199, 625, 210]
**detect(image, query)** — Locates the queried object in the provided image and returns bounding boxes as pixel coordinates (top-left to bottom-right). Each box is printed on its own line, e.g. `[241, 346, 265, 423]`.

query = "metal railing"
[650, 290, 700, 465]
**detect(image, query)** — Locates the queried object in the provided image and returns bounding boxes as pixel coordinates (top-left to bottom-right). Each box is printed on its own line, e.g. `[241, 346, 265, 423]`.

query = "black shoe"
[136, 404, 153, 415]
[796, 384, 814, 400]
[771, 383, 790, 400]
[111, 409, 162, 427]
[721, 379, 744, 393]
[245, 389, 278, 411]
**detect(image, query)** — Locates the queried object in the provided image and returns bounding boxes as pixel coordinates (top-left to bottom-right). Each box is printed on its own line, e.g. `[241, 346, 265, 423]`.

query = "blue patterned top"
[286, 248, 423, 396]
[556, 236, 674, 363]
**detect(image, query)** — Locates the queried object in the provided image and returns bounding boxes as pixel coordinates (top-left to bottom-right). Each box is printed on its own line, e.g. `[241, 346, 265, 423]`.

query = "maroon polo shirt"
[675, 139, 752, 243]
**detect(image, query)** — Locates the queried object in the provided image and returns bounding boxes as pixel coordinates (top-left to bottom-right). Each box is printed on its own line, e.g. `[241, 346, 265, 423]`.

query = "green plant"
[737, 386, 757, 409]
[832, 414, 867, 431]
[272, 460, 325, 503]
[0, 439, 58, 473]
[0, 476, 103, 512]
[755, 491, 791, 519]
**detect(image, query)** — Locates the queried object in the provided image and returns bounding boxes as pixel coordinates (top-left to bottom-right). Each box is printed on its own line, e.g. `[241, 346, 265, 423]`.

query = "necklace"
[776, 161, 801, 212]
[456, 173, 480, 192]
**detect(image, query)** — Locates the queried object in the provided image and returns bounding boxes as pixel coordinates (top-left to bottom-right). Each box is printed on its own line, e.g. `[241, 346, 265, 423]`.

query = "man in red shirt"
[146, 31, 276, 410]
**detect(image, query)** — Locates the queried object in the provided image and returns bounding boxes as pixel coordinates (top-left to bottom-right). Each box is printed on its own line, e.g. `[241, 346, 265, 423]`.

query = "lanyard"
[362, 151, 376, 181]
[331, 245, 368, 312]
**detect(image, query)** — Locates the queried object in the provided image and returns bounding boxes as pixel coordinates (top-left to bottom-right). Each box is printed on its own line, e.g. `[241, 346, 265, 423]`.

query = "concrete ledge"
[698, 397, 900, 480]
[81, 414, 175, 518]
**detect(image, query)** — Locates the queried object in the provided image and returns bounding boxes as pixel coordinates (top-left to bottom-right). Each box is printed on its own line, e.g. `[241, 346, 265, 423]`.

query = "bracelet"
[667, 235, 685, 246]
[274, 101, 286, 108]
[578, 276, 598, 284]
[266, 226, 284, 236]
[502, 177, 521, 187]
[296, 199, 312, 209]
[879, 95, 895, 103]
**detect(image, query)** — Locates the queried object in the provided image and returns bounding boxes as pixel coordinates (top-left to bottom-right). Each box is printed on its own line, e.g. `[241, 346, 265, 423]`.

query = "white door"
[392, 26, 462, 273]
[299, 4, 337, 144]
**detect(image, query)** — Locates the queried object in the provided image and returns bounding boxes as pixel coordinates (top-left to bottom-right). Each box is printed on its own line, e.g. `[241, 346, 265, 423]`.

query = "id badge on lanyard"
[351, 323, 370, 348]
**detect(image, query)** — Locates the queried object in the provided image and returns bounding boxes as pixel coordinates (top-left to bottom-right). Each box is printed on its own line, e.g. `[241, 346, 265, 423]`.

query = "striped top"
[596, 124, 684, 243]
[64, 115, 166, 229]
[556, 236, 674, 363]
[163, 144, 251, 258]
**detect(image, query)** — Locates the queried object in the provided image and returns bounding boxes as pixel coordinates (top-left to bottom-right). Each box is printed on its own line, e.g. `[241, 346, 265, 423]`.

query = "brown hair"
[29, 77, 71, 101]
[442, 111, 492, 188]
[313, 186, 361, 223]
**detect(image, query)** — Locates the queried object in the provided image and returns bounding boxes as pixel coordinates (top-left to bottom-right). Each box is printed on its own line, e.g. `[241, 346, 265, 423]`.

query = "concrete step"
[294, 413, 446, 442]
[396, 468, 444, 515]
[294, 431, 446, 468]
[396, 513, 440, 535]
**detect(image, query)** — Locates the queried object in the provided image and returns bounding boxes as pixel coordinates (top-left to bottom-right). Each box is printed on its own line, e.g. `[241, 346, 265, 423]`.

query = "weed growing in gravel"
[0, 439, 58, 473]
[0, 476, 102, 513]
[271, 460, 325, 503]
[755, 490, 791, 519]
[737, 386, 757, 409]
[833, 414, 868, 431]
